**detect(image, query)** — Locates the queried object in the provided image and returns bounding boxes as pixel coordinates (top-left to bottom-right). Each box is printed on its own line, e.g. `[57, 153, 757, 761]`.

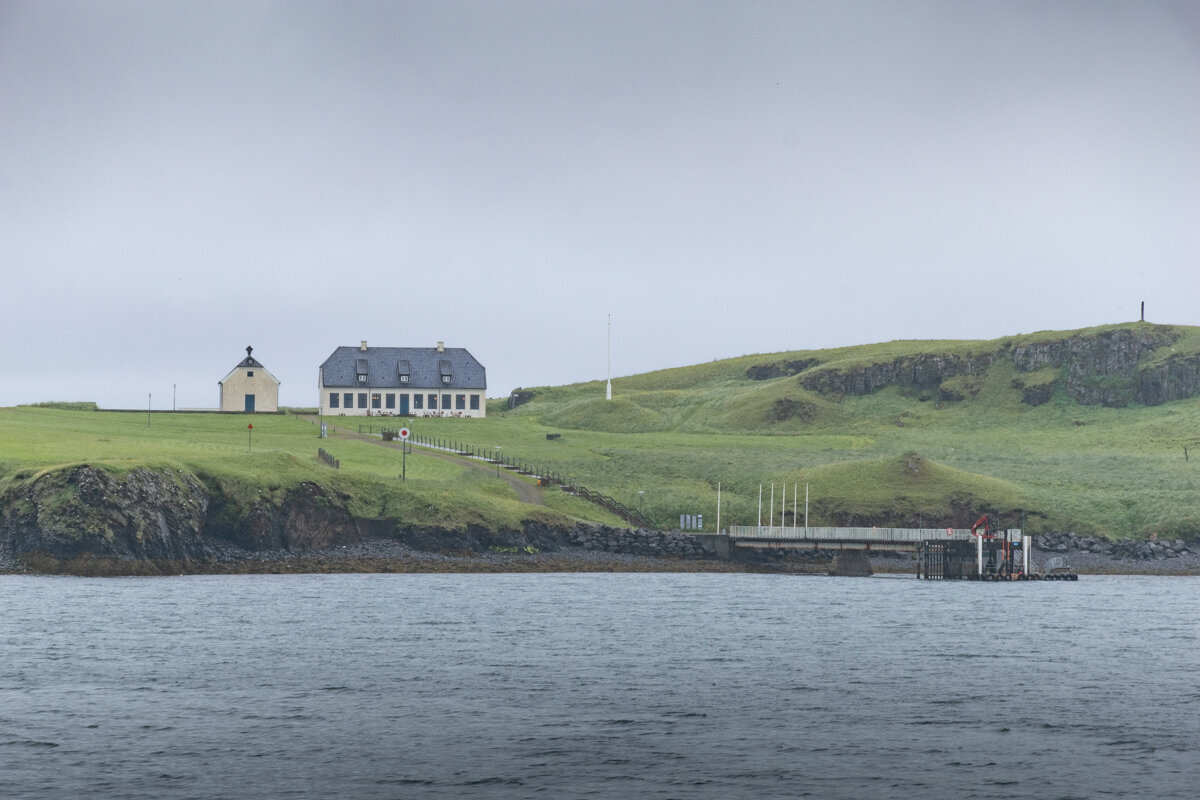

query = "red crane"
[970, 514, 994, 538]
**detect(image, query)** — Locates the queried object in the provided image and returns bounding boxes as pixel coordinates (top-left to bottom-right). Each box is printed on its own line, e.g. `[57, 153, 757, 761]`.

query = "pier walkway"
[717, 525, 1046, 580]
[725, 525, 1005, 551]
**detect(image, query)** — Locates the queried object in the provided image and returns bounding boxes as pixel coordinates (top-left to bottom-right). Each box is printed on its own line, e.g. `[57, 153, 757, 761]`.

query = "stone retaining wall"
[1036, 531, 1194, 560]
[566, 523, 708, 558]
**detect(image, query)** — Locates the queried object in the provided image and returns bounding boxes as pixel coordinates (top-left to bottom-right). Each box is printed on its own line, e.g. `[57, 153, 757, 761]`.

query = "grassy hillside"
[5, 322, 1200, 541]
[0, 407, 623, 531]
[411, 322, 1200, 539]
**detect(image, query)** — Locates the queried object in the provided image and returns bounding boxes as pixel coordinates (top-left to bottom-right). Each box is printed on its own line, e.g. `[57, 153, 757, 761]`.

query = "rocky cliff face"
[1009, 327, 1180, 407]
[798, 353, 989, 397]
[770, 325, 1200, 408]
[205, 481, 361, 552]
[0, 465, 211, 561]
[0, 466, 365, 563]
[746, 358, 820, 381]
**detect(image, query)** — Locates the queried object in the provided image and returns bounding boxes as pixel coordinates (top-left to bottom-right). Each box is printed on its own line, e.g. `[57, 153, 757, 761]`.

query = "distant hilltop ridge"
[746, 322, 1200, 409]
[507, 322, 1200, 431]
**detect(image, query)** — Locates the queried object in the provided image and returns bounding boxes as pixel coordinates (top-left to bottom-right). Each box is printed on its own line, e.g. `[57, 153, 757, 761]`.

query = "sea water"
[1, 573, 1196, 799]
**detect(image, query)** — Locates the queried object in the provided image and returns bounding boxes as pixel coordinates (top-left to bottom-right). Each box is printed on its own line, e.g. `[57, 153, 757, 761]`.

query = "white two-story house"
[318, 341, 487, 417]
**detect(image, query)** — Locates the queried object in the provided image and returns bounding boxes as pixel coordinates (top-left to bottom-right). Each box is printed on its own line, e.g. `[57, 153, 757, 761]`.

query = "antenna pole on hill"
[1141, 301, 1145, 322]
[606, 313, 612, 401]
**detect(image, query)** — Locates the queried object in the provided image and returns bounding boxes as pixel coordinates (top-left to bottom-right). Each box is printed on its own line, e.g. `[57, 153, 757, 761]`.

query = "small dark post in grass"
[401, 427, 408, 482]
[247, 423, 253, 453]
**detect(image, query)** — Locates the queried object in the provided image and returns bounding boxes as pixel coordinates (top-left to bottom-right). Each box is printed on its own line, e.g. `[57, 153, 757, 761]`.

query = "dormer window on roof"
[397, 360, 411, 383]
[439, 359, 452, 385]
[356, 358, 368, 383]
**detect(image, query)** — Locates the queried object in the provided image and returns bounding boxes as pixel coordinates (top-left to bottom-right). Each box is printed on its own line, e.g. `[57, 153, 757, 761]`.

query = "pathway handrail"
[357, 425, 654, 529]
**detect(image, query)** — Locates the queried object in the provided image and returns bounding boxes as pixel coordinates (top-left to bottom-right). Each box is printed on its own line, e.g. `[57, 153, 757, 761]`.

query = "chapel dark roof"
[237, 345, 263, 368]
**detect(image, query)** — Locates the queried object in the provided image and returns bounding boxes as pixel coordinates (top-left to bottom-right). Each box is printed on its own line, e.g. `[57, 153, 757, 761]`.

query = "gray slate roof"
[320, 346, 486, 390]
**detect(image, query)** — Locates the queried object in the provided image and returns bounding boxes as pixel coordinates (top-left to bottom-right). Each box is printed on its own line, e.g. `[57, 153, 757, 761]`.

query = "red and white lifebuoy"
[946, 527, 954, 536]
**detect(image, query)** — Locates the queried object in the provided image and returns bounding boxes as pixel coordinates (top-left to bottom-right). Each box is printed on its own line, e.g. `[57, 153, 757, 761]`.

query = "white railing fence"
[727, 526, 1022, 543]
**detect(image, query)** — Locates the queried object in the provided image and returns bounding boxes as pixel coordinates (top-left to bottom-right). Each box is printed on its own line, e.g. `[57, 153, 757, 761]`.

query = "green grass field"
[0, 406, 624, 531]
[5, 322, 1200, 540]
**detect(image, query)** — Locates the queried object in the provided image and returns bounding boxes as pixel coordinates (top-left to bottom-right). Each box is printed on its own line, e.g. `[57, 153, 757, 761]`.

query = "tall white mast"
[606, 313, 612, 401]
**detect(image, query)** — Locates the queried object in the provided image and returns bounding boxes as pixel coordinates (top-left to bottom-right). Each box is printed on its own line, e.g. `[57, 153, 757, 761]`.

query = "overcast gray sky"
[2, 1, 1198, 409]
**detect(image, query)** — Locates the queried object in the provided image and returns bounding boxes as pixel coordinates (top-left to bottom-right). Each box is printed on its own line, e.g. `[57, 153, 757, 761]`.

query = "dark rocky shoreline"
[3, 522, 1197, 577]
[3, 464, 1196, 576]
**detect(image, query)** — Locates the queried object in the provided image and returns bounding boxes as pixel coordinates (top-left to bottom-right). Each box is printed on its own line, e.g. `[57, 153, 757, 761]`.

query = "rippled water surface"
[2, 573, 1197, 799]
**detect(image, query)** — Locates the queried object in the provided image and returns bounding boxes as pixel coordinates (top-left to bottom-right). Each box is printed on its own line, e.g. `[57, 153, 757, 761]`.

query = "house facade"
[318, 341, 487, 418]
[219, 346, 281, 412]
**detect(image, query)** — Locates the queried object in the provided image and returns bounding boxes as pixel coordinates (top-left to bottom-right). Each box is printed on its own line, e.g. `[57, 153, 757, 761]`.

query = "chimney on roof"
[360, 340, 368, 351]
[436, 341, 444, 353]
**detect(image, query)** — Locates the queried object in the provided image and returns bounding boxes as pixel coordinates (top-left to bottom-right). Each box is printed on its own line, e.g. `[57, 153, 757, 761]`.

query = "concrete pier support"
[694, 534, 731, 560]
[829, 550, 873, 577]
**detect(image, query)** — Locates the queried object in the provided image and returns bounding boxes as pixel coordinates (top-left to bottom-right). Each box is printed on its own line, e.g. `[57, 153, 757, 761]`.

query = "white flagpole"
[606, 313, 612, 401]
[716, 482, 721, 534]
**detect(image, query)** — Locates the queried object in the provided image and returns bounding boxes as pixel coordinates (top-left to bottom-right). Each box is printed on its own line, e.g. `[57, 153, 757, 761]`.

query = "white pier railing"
[727, 526, 1021, 544]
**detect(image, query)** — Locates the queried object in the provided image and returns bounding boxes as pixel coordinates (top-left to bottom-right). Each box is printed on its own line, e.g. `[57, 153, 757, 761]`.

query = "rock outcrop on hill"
[746, 324, 1200, 408]
[798, 352, 988, 398]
